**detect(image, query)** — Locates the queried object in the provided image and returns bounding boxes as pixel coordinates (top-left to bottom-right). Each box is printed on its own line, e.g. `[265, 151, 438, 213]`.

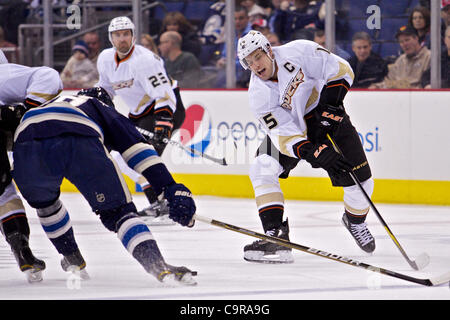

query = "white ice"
[0, 193, 449, 300]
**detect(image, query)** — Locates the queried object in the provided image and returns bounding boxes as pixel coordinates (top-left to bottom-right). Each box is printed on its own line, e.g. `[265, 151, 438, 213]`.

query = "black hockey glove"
[295, 140, 352, 175]
[0, 103, 27, 132]
[164, 183, 196, 227]
[314, 103, 345, 141]
[150, 109, 174, 153]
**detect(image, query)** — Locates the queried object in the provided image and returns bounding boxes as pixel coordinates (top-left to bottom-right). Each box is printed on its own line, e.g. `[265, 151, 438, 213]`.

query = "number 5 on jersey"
[262, 113, 278, 130]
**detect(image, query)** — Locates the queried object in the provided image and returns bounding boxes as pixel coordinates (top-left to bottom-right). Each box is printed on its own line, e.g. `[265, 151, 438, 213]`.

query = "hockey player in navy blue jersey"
[11, 88, 197, 285]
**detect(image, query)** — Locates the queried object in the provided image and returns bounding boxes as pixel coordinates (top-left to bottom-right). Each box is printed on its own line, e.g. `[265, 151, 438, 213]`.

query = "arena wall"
[60, 89, 450, 205]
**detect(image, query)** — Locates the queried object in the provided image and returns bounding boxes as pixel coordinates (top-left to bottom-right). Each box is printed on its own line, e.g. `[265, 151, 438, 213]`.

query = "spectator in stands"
[370, 26, 431, 89]
[158, 31, 203, 89]
[348, 32, 387, 88]
[266, 31, 281, 46]
[199, 0, 226, 45]
[251, 18, 270, 35]
[160, 11, 202, 57]
[60, 40, 99, 89]
[215, 5, 252, 88]
[83, 32, 101, 65]
[442, 1, 450, 27]
[0, 26, 18, 63]
[141, 33, 158, 54]
[313, 29, 351, 60]
[272, 0, 324, 42]
[421, 25, 450, 88]
[240, 0, 266, 18]
[409, 7, 431, 48]
[243, 1, 268, 24]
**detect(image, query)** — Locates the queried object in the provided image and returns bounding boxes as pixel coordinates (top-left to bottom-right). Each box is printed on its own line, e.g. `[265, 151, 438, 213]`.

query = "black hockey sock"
[344, 209, 367, 224]
[1, 213, 30, 249]
[258, 205, 284, 233]
[143, 185, 159, 203]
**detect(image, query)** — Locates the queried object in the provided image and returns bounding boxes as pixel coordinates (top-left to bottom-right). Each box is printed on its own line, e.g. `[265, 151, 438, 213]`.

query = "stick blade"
[430, 271, 450, 286]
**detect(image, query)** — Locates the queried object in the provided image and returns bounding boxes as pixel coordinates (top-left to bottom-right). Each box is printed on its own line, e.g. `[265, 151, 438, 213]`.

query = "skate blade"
[244, 250, 294, 264]
[66, 266, 90, 280]
[24, 269, 43, 283]
[160, 272, 198, 286]
[141, 216, 175, 226]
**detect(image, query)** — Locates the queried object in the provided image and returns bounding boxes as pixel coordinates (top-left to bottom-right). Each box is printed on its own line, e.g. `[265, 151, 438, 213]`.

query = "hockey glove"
[164, 183, 196, 227]
[314, 103, 345, 141]
[151, 109, 174, 154]
[295, 140, 352, 175]
[0, 103, 27, 132]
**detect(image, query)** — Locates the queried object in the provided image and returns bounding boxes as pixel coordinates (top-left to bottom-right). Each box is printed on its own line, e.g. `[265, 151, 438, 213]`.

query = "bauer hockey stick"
[194, 214, 450, 287]
[136, 127, 227, 166]
[326, 134, 430, 271]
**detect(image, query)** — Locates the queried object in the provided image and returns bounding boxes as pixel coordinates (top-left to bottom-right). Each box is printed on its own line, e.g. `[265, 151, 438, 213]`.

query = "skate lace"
[350, 222, 373, 246]
[251, 229, 278, 245]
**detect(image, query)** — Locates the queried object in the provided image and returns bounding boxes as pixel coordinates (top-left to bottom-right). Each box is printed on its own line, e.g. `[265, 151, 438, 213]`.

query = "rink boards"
[60, 89, 450, 205]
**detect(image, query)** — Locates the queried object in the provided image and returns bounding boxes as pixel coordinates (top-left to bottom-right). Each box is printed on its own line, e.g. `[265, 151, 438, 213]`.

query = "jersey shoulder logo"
[112, 78, 134, 90]
[281, 67, 304, 111]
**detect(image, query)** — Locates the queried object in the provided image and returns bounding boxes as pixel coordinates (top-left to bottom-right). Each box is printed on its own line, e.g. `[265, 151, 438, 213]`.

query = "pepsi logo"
[179, 104, 212, 157]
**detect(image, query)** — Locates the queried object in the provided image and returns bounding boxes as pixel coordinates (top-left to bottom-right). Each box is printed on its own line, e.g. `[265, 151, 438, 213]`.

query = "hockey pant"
[12, 135, 165, 270]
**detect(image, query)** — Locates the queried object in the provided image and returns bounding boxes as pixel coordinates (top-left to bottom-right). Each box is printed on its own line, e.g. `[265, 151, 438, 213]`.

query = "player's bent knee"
[97, 202, 138, 232]
[249, 154, 283, 185]
[343, 177, 374, 211]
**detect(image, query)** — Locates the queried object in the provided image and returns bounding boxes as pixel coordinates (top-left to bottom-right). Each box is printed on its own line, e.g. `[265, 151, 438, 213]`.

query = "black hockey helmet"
[77, 87, 115, 108]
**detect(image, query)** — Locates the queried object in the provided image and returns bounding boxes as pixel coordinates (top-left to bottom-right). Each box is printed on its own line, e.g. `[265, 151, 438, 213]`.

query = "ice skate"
[147, 259, 197, 286]
[61, 249, 90, 280]
[7, 232, 46, 283]
[342, 213, 376, 253]
[137, 198, 175, 226]
[243, 220, 294, 264]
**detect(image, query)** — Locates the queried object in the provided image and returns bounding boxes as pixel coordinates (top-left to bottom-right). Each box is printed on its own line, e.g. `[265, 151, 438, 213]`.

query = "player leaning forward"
[95, 16, 186, 222]
[237, 31, 375, 263]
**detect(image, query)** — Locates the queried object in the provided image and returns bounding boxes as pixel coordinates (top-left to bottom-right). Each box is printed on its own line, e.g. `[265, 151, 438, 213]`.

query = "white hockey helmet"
[108, 16, 136, 53]
[237, 30, 272, 70]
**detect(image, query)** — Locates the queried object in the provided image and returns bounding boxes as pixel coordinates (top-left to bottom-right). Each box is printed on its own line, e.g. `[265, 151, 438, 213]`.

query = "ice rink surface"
[0, 193, 449, 303]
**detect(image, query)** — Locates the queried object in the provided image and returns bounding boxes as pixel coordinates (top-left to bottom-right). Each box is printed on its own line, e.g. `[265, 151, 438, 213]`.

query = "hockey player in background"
[93, 16, 186, 225]
[11, 88, 197, 285]
[237, 31, 375, 263]
[0, 62, 62, 281]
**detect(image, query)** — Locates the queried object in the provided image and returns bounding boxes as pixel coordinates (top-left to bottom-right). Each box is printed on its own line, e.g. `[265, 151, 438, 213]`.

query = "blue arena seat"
[345, 0, 381, 18]
[184, 1, 213, 22]
[379, 42, 401, 58]
[378, 1, 409, 16]
[377, 17, 408, 42]
[153, 1, 186, 20]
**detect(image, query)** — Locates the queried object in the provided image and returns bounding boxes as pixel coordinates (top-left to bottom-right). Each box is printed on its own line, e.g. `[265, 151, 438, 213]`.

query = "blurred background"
[0, 0, 448, 89]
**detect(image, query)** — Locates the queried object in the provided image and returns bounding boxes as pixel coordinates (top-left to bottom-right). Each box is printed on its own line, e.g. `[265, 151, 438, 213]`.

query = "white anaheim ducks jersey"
[0, 63, 62, 105]
[248, 39, 354, 158]
[0, 49, 8, 64]
[96, 44, 177, 116]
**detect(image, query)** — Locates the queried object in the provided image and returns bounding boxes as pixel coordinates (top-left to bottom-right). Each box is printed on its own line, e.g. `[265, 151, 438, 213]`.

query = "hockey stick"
[194, 214, 450, 287]
[136, 127, 227, 166]
[326, 134, 430, 271]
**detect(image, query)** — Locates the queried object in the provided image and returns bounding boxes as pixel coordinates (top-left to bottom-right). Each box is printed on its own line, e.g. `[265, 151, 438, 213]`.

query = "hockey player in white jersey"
[0, 63, 62, 281]
[94, 16, 186, 225]
[237, 31, 375, 263]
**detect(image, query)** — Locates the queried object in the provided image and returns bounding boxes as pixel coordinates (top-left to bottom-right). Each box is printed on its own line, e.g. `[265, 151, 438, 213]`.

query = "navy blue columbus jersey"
[14, 94, 172, 190]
